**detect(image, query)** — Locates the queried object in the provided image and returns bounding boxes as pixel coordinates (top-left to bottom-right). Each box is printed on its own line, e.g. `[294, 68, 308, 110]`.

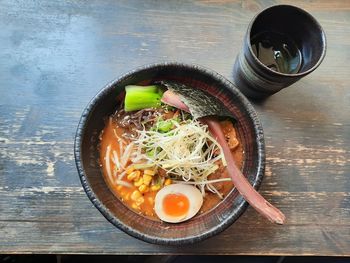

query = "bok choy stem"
[124, 85, 163, 112]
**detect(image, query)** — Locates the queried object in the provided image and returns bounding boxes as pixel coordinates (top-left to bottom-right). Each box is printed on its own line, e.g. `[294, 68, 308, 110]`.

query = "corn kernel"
[136, 196, 145, 205]
[143, 174, 153, 186]
[131, 190, 142, 201]
[126, 166, 135, 174]
[139, 184, 149, 193]
[127, 171, 140, 181]
[134, 177, 144, 187]
[131, 203, 140, 210]
[144, 169, 155, 176]
[150, 184, 161, 191]
[164, 178, 172, 186]
[124, 193, 130, 201]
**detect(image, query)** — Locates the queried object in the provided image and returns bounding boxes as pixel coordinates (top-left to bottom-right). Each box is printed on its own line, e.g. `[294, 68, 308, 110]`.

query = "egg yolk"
[163, 193, 190, 217]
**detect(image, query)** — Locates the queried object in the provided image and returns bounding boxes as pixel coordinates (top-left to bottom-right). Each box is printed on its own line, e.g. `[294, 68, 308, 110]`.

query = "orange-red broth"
[100, 117, 244, 220]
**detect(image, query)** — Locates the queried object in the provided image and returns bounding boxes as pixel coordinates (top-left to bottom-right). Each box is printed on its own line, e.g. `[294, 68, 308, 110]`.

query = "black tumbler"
[233, 5, 326, 99]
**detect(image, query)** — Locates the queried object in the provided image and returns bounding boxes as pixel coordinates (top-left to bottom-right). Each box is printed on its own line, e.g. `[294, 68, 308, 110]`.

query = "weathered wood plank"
[0, 0, 350, 256]
[1, 221, 349, 255]
[1, 189, 349, 226]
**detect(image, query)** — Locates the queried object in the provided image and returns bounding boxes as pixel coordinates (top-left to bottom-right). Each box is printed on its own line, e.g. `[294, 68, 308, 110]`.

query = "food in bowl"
[99, 84, 244, 222]
[75, 63, 285, 244]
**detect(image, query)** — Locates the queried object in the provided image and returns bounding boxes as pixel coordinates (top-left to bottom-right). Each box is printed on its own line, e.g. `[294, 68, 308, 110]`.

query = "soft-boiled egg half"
[154, 184, 203, 223]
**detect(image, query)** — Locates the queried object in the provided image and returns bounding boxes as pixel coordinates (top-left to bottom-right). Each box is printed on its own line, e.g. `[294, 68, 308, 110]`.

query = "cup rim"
[246, 4, 327, 78]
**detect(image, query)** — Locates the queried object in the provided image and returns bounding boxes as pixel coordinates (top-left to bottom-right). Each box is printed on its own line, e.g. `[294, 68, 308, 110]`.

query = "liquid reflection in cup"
[251, 31, 302, 74]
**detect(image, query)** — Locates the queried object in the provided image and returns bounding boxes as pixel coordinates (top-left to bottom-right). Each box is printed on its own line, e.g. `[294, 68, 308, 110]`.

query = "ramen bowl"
[74, 62, 265, 245]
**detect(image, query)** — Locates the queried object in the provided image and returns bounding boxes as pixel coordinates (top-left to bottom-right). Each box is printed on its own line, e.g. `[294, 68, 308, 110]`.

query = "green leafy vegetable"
[131, 163, 155, 170]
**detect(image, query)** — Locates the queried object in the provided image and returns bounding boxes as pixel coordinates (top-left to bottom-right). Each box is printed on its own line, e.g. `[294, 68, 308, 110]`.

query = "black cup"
[233, 5, 326, 99]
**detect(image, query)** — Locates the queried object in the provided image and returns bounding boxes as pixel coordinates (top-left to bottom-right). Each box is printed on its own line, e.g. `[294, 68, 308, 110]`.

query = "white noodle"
[206, 183, 216, 194]
[113, 128, 127, 145]
[200, 184, 205, 197]
[117, 170, 127, 180]
[116, 180, 133, 188]
[112, 150, 121, 170]
[119, 140, 124, 157]
[120, 142, 134, 168]
[105, 145, 113, 183]
[207, 184, 223, 199]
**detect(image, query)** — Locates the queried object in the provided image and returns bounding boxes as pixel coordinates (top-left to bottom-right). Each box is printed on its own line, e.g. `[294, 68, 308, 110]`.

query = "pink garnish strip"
[161, 90, 190, 112]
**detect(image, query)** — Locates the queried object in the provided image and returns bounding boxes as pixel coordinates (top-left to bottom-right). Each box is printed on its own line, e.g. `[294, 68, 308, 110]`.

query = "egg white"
[154, 184, 203, 223]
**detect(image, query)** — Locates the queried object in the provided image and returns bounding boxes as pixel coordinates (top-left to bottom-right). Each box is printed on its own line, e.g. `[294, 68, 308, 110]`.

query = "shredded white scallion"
[133, 119, 227, 189]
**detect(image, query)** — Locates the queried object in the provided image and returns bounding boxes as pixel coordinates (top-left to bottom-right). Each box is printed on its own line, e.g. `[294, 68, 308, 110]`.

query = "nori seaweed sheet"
[159, 81, 234, 120]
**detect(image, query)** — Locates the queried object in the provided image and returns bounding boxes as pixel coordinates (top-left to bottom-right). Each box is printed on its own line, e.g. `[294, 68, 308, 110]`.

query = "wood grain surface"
[1, 0, 349, 256]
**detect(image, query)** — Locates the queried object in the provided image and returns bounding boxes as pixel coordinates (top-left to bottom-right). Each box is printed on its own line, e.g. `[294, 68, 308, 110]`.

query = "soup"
[99, 84, 244, 222]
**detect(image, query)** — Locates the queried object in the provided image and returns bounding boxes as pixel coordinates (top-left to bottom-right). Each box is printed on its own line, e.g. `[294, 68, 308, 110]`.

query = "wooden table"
[1, 0, 349, 256]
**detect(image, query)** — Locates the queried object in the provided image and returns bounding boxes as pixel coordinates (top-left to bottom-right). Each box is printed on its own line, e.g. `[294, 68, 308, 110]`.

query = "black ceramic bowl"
[74, 62, 265, 245]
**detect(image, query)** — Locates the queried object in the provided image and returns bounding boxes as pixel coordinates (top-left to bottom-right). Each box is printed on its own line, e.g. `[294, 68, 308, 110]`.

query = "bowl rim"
[74, 62, 265, 245]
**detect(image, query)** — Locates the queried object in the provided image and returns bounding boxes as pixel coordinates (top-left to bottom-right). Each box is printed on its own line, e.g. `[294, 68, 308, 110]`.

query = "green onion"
[151, 116, 180, 133]
[124, 85, 163, 112]
[131, 163, 155, 170]
[157, 119, 174, 133]
[146, 149, 156, 158]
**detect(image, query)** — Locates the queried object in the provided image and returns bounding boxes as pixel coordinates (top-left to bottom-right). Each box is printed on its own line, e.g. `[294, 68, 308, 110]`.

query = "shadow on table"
[1, 255, 350, 263]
